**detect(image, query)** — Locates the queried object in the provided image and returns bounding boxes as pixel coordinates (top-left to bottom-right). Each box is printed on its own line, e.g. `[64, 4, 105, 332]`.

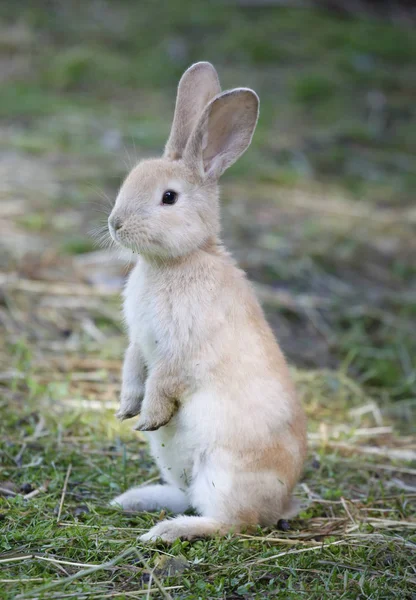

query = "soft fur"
[108, 62, 307, 542]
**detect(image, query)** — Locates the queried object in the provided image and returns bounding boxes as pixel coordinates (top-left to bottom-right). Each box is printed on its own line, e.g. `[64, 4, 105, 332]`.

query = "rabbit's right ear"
[183, 88, 259, 180]
[164, 62, 221, 161]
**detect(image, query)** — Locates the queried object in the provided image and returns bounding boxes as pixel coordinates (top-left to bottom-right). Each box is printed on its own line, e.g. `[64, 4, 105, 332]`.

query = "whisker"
[87, 183, 115, 209]
[89, 224, 114, 251]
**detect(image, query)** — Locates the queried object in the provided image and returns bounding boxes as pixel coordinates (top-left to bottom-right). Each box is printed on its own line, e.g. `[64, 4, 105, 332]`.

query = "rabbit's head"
[108, 62, 259, 259]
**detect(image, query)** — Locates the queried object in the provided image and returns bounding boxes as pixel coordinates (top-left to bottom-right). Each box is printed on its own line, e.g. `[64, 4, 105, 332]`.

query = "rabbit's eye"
[162, 190, 177, 205]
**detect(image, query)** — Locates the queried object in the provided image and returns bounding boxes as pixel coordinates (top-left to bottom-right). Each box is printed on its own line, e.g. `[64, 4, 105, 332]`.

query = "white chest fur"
[123, 255, 220, 373]
[123, 260, 160, 366]
[121, 256, 218, 486]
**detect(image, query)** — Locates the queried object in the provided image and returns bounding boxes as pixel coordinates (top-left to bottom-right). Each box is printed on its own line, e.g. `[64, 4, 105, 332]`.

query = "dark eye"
[162, 190, 177, 205]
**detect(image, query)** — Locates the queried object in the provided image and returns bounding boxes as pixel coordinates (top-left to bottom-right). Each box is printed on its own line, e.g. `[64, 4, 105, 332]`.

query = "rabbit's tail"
[140, 516, 241, 542]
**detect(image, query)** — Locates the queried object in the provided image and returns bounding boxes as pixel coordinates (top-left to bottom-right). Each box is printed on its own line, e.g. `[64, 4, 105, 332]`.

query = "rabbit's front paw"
[134, 398, 177, 431]
[116, 385, 144, 421]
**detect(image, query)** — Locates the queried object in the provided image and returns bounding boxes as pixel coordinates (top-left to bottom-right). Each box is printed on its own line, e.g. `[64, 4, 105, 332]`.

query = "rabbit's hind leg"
[110, 484, 189, 513]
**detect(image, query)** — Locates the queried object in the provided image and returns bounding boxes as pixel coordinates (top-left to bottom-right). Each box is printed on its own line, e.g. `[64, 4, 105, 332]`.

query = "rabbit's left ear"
[184, 88, 259, 180]
[164, 62, 221, 160]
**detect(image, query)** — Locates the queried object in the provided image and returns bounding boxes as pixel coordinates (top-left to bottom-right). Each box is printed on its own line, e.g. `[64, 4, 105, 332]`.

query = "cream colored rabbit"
[108, 62, 307, 542]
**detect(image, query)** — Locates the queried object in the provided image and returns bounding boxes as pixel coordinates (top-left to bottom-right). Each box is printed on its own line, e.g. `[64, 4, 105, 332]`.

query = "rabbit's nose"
[109, 215, 123, 232]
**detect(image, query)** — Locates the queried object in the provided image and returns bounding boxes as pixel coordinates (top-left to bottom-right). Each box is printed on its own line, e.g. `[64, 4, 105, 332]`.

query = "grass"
[1, 359, 415, 599]
[0, 1, 415, 598]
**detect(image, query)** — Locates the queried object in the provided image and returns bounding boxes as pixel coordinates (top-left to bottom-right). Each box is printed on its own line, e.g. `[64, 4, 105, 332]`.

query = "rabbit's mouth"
[108, 214, 175, 257]
[108, 218, 139, 249]
[108, 222, 133, 250]
[110, 226, 163, 257]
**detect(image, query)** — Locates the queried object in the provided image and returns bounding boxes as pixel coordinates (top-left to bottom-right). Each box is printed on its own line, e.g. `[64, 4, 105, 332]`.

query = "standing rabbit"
[108, 62, 307, 542]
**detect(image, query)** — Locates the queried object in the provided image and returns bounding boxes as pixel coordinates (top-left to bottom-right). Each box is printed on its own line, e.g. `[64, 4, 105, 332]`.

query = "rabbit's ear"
[164, 62, 221, 160]
[184, 88, 259, 180]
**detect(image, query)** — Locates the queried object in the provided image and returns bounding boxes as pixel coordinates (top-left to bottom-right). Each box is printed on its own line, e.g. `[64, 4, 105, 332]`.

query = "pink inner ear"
[201, 91, 258, 177]
[203, 104, 237, 172]
[204, 132, 234, 176]
[184, 88, 258, 178]
[205, 154, 226, 178]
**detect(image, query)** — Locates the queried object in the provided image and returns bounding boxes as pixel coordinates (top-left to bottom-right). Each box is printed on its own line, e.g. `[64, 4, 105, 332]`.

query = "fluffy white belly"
[144, 382, 279, 489]
[146, 417, 194, 489]
[145, 389, 219, 489]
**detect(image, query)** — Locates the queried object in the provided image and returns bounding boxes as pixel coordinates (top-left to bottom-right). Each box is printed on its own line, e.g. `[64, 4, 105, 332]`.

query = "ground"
[0, 1, 415, 599]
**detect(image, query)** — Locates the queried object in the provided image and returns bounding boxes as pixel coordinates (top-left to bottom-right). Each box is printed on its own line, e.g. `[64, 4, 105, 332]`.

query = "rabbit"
[108, 62, 307, 542]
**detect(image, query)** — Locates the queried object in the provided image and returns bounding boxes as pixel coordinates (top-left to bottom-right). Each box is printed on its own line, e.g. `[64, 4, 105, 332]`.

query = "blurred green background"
[1, 0, 415, 405]
[1, 3, 415, 599]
